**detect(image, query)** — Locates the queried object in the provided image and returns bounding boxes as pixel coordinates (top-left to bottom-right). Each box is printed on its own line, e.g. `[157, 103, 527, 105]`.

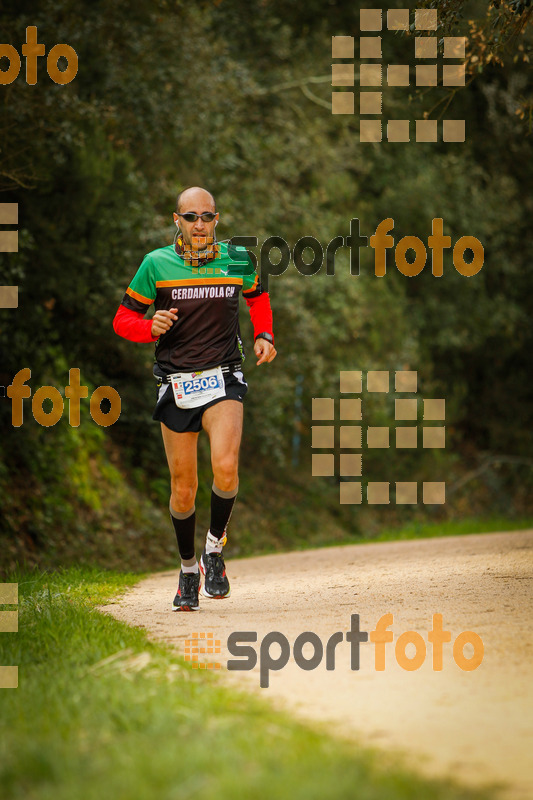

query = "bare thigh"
[202, 400, 243, 492]
[160, 423, 199, 511]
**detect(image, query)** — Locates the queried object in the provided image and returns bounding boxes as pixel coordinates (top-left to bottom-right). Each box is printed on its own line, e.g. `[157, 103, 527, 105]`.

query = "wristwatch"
[255, 332, 274, 344]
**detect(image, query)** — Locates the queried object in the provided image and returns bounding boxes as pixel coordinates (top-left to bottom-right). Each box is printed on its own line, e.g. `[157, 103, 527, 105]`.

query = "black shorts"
[152, 367, 248, 433]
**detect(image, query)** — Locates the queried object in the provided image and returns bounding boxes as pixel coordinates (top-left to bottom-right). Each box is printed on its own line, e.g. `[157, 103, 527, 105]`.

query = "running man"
[113, 187, 276, 610]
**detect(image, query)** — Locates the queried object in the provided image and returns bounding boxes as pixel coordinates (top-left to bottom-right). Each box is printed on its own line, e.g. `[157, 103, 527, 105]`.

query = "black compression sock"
[210, 483, 238, 539]
[169, 503, 196, 561]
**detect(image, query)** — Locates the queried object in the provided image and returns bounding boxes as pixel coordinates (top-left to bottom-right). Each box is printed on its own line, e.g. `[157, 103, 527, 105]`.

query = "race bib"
[169, 366, 226, 409]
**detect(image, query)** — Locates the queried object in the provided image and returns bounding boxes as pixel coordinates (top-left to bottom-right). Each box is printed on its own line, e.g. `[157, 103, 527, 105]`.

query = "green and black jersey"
[120, 242, 263, 373]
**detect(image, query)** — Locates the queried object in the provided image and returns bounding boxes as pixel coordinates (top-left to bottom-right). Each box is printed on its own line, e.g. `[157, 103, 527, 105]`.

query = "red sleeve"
[244, 292, 274, 344]
[113, 304, 159, 343]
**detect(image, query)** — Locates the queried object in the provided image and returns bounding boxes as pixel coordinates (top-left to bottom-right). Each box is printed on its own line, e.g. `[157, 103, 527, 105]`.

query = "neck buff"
[174, 233, 220, 266]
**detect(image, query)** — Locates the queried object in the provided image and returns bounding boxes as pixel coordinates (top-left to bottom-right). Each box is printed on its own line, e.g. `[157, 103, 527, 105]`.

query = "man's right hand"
[151, 307, 178, 337]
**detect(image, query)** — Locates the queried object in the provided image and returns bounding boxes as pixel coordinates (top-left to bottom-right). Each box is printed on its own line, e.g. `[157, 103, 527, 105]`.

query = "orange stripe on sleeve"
[242, 274, 259, 294]
[126, 286, 154, 305]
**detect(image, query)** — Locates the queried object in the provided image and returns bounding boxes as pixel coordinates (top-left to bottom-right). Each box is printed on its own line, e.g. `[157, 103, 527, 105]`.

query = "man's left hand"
[254, 337, 277, 365]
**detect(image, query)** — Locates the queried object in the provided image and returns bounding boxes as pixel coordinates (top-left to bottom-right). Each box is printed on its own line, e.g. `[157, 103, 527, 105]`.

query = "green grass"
[243, 514, 533, 558]
[370, 515, 533, 543]
[0, 566, 501, 800]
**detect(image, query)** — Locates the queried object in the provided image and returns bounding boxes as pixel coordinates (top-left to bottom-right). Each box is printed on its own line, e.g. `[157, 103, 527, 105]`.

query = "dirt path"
[99, 530, 533, 799]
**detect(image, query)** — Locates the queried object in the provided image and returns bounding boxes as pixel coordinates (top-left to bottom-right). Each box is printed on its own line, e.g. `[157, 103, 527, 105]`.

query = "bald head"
[173, 186, 219, 249]
[176, 186, 216, 214]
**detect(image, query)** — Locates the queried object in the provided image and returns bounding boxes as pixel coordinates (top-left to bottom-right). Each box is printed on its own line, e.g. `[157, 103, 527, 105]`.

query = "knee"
[213, 455, 238, 492]
[170, 476, 197, 512]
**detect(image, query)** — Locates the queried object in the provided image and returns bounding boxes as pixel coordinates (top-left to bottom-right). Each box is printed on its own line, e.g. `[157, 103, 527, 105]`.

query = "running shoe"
[200, 549, 231, 598]
[172, 570, 200, 611]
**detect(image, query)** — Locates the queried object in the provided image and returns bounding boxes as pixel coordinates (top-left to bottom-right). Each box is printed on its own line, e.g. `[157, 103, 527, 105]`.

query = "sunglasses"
[176, 212, 217, 223]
